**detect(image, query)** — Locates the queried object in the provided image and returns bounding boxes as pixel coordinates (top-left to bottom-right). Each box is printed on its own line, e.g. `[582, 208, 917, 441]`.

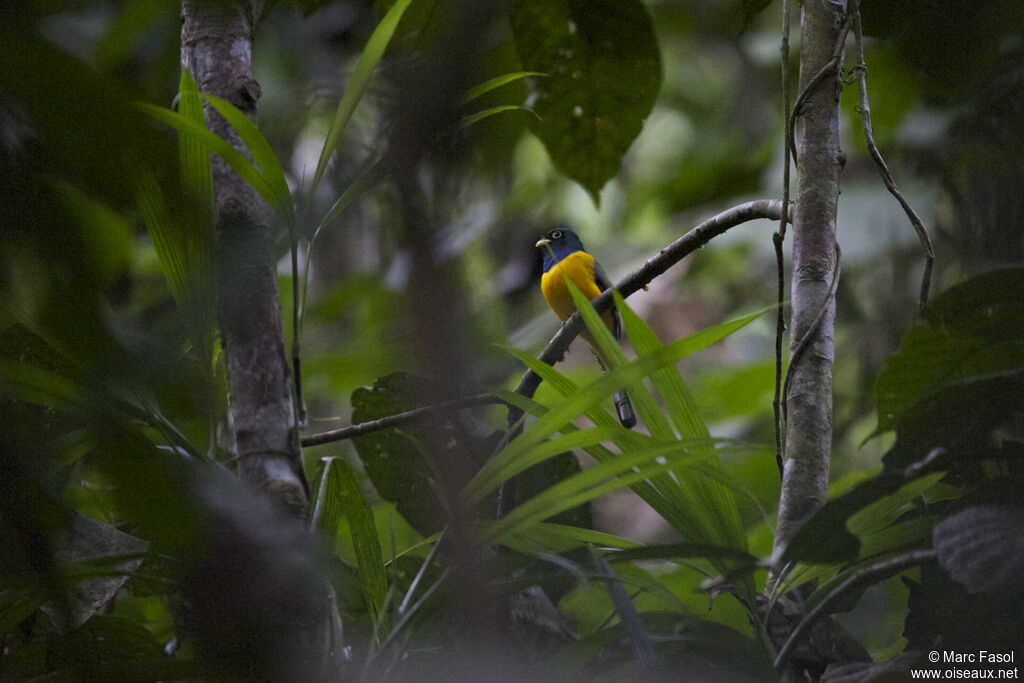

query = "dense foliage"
[2, 0, 1022, 681]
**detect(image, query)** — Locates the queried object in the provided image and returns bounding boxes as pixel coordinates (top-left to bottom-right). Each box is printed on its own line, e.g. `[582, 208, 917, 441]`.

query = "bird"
[535, 227, 637, 429]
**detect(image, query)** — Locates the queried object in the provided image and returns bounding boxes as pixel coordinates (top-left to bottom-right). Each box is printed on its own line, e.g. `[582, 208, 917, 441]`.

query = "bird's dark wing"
[592, 259, 622, 340]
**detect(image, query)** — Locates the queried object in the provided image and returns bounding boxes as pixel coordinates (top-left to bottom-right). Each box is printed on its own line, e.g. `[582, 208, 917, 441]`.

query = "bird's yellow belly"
[540, 251, 614, 330]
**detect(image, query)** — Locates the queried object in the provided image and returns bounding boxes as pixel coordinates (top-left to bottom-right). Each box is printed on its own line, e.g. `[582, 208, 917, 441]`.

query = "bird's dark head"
[535, 226, 586, 272]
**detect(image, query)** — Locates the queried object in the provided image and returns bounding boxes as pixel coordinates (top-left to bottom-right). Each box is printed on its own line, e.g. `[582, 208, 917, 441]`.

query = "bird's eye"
[550, 230, 562, 240]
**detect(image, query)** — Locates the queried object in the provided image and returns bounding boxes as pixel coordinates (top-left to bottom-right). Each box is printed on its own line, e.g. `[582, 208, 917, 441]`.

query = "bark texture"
[774, 0, 846, 554]
[180, 1, 307, 515]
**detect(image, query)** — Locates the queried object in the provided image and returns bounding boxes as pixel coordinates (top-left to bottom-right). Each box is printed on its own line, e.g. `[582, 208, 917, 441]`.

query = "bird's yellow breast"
[540, 250, 613, 330]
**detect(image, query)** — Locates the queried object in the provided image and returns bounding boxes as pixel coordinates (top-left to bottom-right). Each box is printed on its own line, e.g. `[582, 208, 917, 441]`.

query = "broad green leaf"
[509, 0, 662, 204]
[847, 471, 947, 539]
[875, 268, 1024, 433]
[780, 469, 949, 565]
[311, 0, 416, 192]
[352, 372, 500, 536]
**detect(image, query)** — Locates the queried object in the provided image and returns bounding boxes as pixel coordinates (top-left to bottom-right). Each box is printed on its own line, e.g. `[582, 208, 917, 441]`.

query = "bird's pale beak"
[535, 238, 551, 248]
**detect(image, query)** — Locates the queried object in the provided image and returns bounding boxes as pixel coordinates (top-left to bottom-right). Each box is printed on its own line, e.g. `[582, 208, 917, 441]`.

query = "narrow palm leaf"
[203, 93, 291, 216]
[311, 0, 416, 192]
[460, 71, 546, 104]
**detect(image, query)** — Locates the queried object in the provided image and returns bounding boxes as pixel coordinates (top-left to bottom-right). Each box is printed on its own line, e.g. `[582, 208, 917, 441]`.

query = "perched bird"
[536, 227, 637, 428]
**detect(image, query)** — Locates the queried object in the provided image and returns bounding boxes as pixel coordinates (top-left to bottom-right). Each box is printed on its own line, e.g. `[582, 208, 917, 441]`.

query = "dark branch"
[301, 393, 505, 447]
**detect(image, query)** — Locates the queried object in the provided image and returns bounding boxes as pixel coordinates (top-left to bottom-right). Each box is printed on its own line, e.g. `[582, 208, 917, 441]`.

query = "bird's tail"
[613, 389, 637, 429]
[585, 333, 637, 429]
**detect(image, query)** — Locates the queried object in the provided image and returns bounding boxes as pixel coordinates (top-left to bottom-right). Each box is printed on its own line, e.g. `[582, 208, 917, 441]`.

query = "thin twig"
[773, 548, 936, 671]
[301, 393, 506, 447]
[772, 0, 793, 479]
[508, 199, 785, 423]
[787, 12, 852, 166]
[850, 0, 934, 313]
[782, 244, 842, 425]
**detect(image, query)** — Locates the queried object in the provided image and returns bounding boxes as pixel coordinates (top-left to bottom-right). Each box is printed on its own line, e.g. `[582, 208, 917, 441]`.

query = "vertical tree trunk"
[180, 0, 307, 515]
[180, 4, 345, 677]
[774, 0, 845, 554]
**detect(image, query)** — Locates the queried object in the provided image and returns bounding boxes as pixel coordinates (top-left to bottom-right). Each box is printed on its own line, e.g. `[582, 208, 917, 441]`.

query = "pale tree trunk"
[180, 0, 308, 514]
[773, 0, 845, 555]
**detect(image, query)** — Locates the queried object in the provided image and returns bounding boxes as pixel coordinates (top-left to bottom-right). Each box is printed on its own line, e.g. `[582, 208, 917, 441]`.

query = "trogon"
[536, 227, 637, 429]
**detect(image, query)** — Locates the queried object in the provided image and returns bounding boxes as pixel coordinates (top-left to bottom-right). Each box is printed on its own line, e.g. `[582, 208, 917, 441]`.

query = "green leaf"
[132, 164, 215, 365]
[874, 326, 1024, 433]
[461, 71, 547, 104]
[48, 181, 133, 289]
[314, 161, 386, 239]
[464, 425, 624, 504]
[480, 441, 697, 545]
[615, 291, 709, 447]
[352, 372, 499, 536]
[176, 70, 213, 220]
[923, 267, 1024, 340]
[875, 267, 1024, 433]
[459, 105, 534, 129]
[484, 308, 763, 549]
[134, 102, 278, 205]
[502, 523, 642, 555]
[203, 93, 292, 217]
[510, 0, 662, 204]
[606, 542, 758, 567]
[316, 458, 388, 616]
[311, 0, 416, 192]
[781, 469, 948, 565]
[567, 282, 675, 441]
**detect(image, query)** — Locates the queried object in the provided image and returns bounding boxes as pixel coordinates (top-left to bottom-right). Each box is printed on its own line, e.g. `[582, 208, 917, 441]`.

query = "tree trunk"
[180, 0, 308, 515]
[773, 0, 845, 554]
